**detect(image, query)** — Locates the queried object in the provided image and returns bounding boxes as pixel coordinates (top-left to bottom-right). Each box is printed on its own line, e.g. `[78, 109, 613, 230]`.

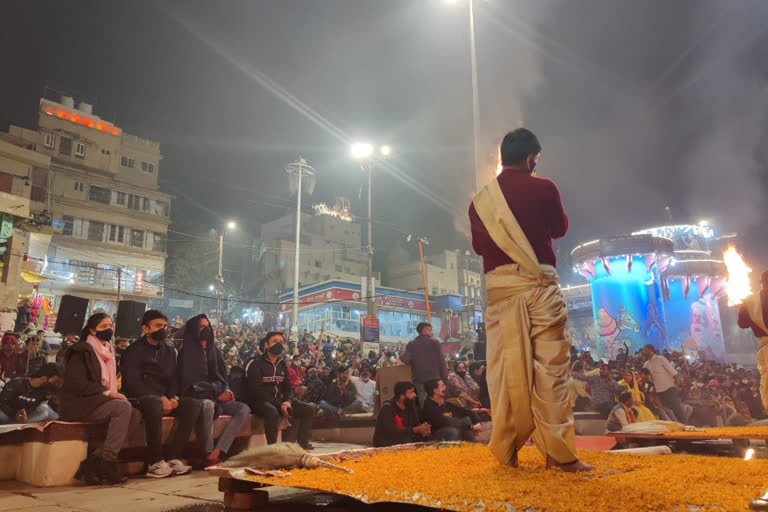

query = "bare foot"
[506, 449, 519, 468]
[546, 454, 595, 472]
[206, 448, 222, 466]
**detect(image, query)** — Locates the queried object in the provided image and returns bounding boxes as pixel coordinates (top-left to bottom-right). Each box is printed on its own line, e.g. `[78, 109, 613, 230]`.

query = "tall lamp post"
[350, 143, 391, 317]
[286, 157, 316, 338]
[216, 221, 237, 325]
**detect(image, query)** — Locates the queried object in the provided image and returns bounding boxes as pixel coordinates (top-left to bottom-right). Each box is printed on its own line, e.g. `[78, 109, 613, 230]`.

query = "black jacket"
[244, 352, 293, 407]
[10, 353, 46, 379]
[324, 378, 357, 408]
[120, 335, 179, 399]
[401, 334, 449, 383]
[14, 306, 31, 332]
[373, 400, 420, 447]
[421, 397, 478, 434]
[58, 341, 111, 420]
[177, 315, 227, 401]
[0, 377, 49, 417]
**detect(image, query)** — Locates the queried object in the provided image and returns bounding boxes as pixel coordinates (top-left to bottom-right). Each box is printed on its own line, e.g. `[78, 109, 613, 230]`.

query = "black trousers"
[135, 395, 203, 464]
[250, 400, 314, 448]
[432, 426, 476, 443]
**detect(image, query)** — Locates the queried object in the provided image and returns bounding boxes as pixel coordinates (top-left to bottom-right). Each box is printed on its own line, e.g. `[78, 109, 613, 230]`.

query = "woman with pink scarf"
[59, 313, 133, 485]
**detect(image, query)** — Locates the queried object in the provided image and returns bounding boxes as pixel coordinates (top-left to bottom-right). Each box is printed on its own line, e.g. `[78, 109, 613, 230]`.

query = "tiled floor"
[0, 443, 366, 512]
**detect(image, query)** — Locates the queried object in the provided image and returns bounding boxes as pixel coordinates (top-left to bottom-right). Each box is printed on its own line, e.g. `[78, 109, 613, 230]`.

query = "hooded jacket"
[120, 335, 179, 399]
[177, 314, 227, 404]
[244, 351, 294, 407]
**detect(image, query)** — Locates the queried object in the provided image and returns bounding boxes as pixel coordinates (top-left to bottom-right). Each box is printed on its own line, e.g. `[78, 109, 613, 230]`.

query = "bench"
[0, 415, 269, 487]
[574, 411, 605, 436]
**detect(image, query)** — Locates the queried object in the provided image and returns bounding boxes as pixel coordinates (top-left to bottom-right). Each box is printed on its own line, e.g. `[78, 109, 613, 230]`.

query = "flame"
[495, 148, 502, 176]
[723, 245, 753, 306]
[745, 448, 755, 461]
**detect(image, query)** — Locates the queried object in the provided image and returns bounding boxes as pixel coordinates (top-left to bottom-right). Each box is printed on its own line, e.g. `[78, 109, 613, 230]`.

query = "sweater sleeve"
[374, 402, 412, 446]
[63, 351, 106, 397]
[119, 345, 146, 399]
[546, 180, 569, 239]
[167, 347, 180, 398]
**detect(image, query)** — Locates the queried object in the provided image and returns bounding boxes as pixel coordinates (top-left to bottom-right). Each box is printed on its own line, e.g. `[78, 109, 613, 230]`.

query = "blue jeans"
[198, 400, 251, 455]
[318, 399, 364, 416]
[0, 404, 59, 424]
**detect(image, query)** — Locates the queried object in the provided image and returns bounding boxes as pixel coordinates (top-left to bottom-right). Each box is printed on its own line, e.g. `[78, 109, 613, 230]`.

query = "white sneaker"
[167, 459, 192, 476]
[146, 460, 173, 479]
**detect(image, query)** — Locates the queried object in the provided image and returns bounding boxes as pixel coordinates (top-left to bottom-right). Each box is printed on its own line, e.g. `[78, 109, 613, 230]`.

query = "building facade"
[1, 96, 172, 319]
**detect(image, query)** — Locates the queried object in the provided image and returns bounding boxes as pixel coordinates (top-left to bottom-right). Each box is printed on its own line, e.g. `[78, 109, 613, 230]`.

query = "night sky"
[2, 0, 768, 282]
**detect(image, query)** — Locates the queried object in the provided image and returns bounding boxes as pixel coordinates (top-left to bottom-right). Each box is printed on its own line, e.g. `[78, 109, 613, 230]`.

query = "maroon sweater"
[469, 167, 568, 273]
[738, 289, 768, 337]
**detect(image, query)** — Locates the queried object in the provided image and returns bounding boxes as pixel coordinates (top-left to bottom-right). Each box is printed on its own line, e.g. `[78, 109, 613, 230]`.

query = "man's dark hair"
[643, 344, 657, 355]
[259, 331, 284, 350]
[416, 322, 432, 335]
[469, 362, 483, 374]
[34, 362, 60, 379]
[141, 309, 168, 327]
[618, 390, 633, 405]
[424, 379, 442, 398]
[337, 365, 349, 374]
[572, 361, 585, 373]
[639, 368, 651, 376]
[394, 381, 414, 400]
[229, 365, 244, 376]
[500, 128, 541, 166]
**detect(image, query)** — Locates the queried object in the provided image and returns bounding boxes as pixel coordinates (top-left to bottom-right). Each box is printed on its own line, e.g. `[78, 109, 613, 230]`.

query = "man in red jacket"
[469, 128, 591, 472]
[738, 271, 768, 412]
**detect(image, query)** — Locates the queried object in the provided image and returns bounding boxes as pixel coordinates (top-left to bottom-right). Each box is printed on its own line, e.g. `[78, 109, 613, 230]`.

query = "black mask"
[268, 343, 284, 356]
[404, 397, 416, 406]
[456, 371, 466, 379]
[150, 328, 167, 342]
[94, 329, 113, 342]
[200, 326, 213, 341]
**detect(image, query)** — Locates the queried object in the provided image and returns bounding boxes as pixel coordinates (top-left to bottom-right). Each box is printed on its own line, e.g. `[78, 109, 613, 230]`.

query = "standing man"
[121, 310, 200, 478]
[738, 271, 768, 412]
[641, 344, 687, 422]
[243, 332, 314, 450]
[401, 323, 448, 406]
[14, 299, 32, 333]
[572, 362, 619, 417]
[469, 128, 592, 472]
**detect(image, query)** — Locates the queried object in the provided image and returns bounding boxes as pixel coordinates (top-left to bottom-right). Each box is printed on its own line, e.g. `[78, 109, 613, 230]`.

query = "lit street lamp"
[215, 221, 237, 325]
[351, 142, 392, 317]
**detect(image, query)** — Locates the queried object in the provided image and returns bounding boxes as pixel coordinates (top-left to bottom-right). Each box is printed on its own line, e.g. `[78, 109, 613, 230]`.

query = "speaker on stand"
[115, 300, 146, 339]
[54, 295, 89, 336]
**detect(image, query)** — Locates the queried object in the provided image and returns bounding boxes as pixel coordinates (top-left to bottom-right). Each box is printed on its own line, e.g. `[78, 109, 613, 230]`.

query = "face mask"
[456, 371, 466, 379]
[200, 326, 213, 341]
[268, 343, 284, 356]
[95, 329, 113, 342]
[361, 376, 370, 382]
[150, 328, 167, 342]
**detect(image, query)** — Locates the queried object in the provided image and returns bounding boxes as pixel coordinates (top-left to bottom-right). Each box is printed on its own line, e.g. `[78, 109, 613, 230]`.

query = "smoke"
[466, 1, 768, 253]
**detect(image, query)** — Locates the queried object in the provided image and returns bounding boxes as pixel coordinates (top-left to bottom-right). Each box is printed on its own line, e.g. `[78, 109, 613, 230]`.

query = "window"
[62, 215, 74, 236]
[73, 181, 84, 192]
[127, 194, 141, 210]
[130, 229, 144, 248]
[87, 221, 105, 242]
[116, 191, 126, 205]
[143, 197, 150, 211]
[117, 226, 124, 243]
[120, 155, 135, 168]
[152, 232, 167, 252]
[44, 133, 54, 148]
[335, 264, 342, 272]
[140, 161, 155, 174]
[154, 200, 169, 216]
[109, 225, 117, 242]
[88, 185, 111, 204]
[59, 136, 72, 156]
[315, 260, 322, 268]
[75, 142, 86, 158]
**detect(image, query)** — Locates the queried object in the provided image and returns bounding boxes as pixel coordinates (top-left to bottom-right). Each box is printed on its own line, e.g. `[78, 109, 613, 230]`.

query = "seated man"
[10, 336, 46, 379]
[319, 365, 366, 416]
[300, 366, 327, 405]
[350, 366, 376, 413]
[605, 391, 637, 433]
[572, 362, 619, 418]
[373, 381, 431, 447]
[421, 379, 481, 442]
[0, 362, 60, 424]
[178, 314, 252, 466]
[244, 332, 314, 450]
[121, 310, 201, 478]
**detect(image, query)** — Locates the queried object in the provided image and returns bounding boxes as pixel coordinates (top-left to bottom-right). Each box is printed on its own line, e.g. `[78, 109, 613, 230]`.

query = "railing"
[122, 133, 160, 150]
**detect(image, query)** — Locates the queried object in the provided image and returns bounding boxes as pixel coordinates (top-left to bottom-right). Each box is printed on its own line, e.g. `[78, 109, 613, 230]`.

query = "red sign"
[362, 315, 379, 328]
[134, 270, 144, 294]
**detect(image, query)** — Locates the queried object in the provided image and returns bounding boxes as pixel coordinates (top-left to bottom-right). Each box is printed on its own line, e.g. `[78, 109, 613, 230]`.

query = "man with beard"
[0, 334, 19, 381]
[10, 336, 46, 379]
[739, 271, 768, 413]
[373, 381, 431, 447]
[300, 366, 326, 405]
[0, 362, 61, 424]
[177, 314, 251, 466]
[243, 332, 314, 449]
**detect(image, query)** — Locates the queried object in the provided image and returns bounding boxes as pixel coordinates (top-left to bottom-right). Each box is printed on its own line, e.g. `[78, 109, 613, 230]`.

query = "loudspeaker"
[54, 295, 89, 335]
[474, 342, 487, 362]
[115, 300, 146, 339]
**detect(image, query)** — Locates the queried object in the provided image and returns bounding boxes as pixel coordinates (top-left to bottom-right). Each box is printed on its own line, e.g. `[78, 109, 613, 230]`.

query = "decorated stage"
[210, 443, 768, 511]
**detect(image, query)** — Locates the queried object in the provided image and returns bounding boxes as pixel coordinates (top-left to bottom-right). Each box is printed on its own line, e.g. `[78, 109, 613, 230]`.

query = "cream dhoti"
[473, 178, 577, 465]
[743, 293, 768, 412]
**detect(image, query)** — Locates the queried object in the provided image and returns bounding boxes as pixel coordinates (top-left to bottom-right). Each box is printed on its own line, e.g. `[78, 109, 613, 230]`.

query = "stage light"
[380, 145, 392, 157]
[350, 143, 374, 159]
[226, 221, 237, 230]
[209, 285, 215, 291]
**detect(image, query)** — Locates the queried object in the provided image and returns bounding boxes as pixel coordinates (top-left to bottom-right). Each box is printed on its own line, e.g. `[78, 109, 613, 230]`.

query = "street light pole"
[469, 0, 482, 192]
[286, 157, 316, 338]
[217, 231, 224, 324]
[365, 162, 376, 317]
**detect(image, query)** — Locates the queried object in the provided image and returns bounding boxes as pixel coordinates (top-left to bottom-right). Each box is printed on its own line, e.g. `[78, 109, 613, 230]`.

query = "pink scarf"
[86, 335, 117, 393]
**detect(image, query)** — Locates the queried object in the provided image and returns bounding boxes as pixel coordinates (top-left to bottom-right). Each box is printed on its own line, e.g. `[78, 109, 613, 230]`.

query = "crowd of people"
[568, 343, 766, 432]
[1, 300, 764, 484]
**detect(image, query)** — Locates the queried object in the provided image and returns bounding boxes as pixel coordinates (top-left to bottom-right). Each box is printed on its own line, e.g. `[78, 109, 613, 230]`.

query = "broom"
[618, 420, 687, 435]
[219, 443, 354, 474]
